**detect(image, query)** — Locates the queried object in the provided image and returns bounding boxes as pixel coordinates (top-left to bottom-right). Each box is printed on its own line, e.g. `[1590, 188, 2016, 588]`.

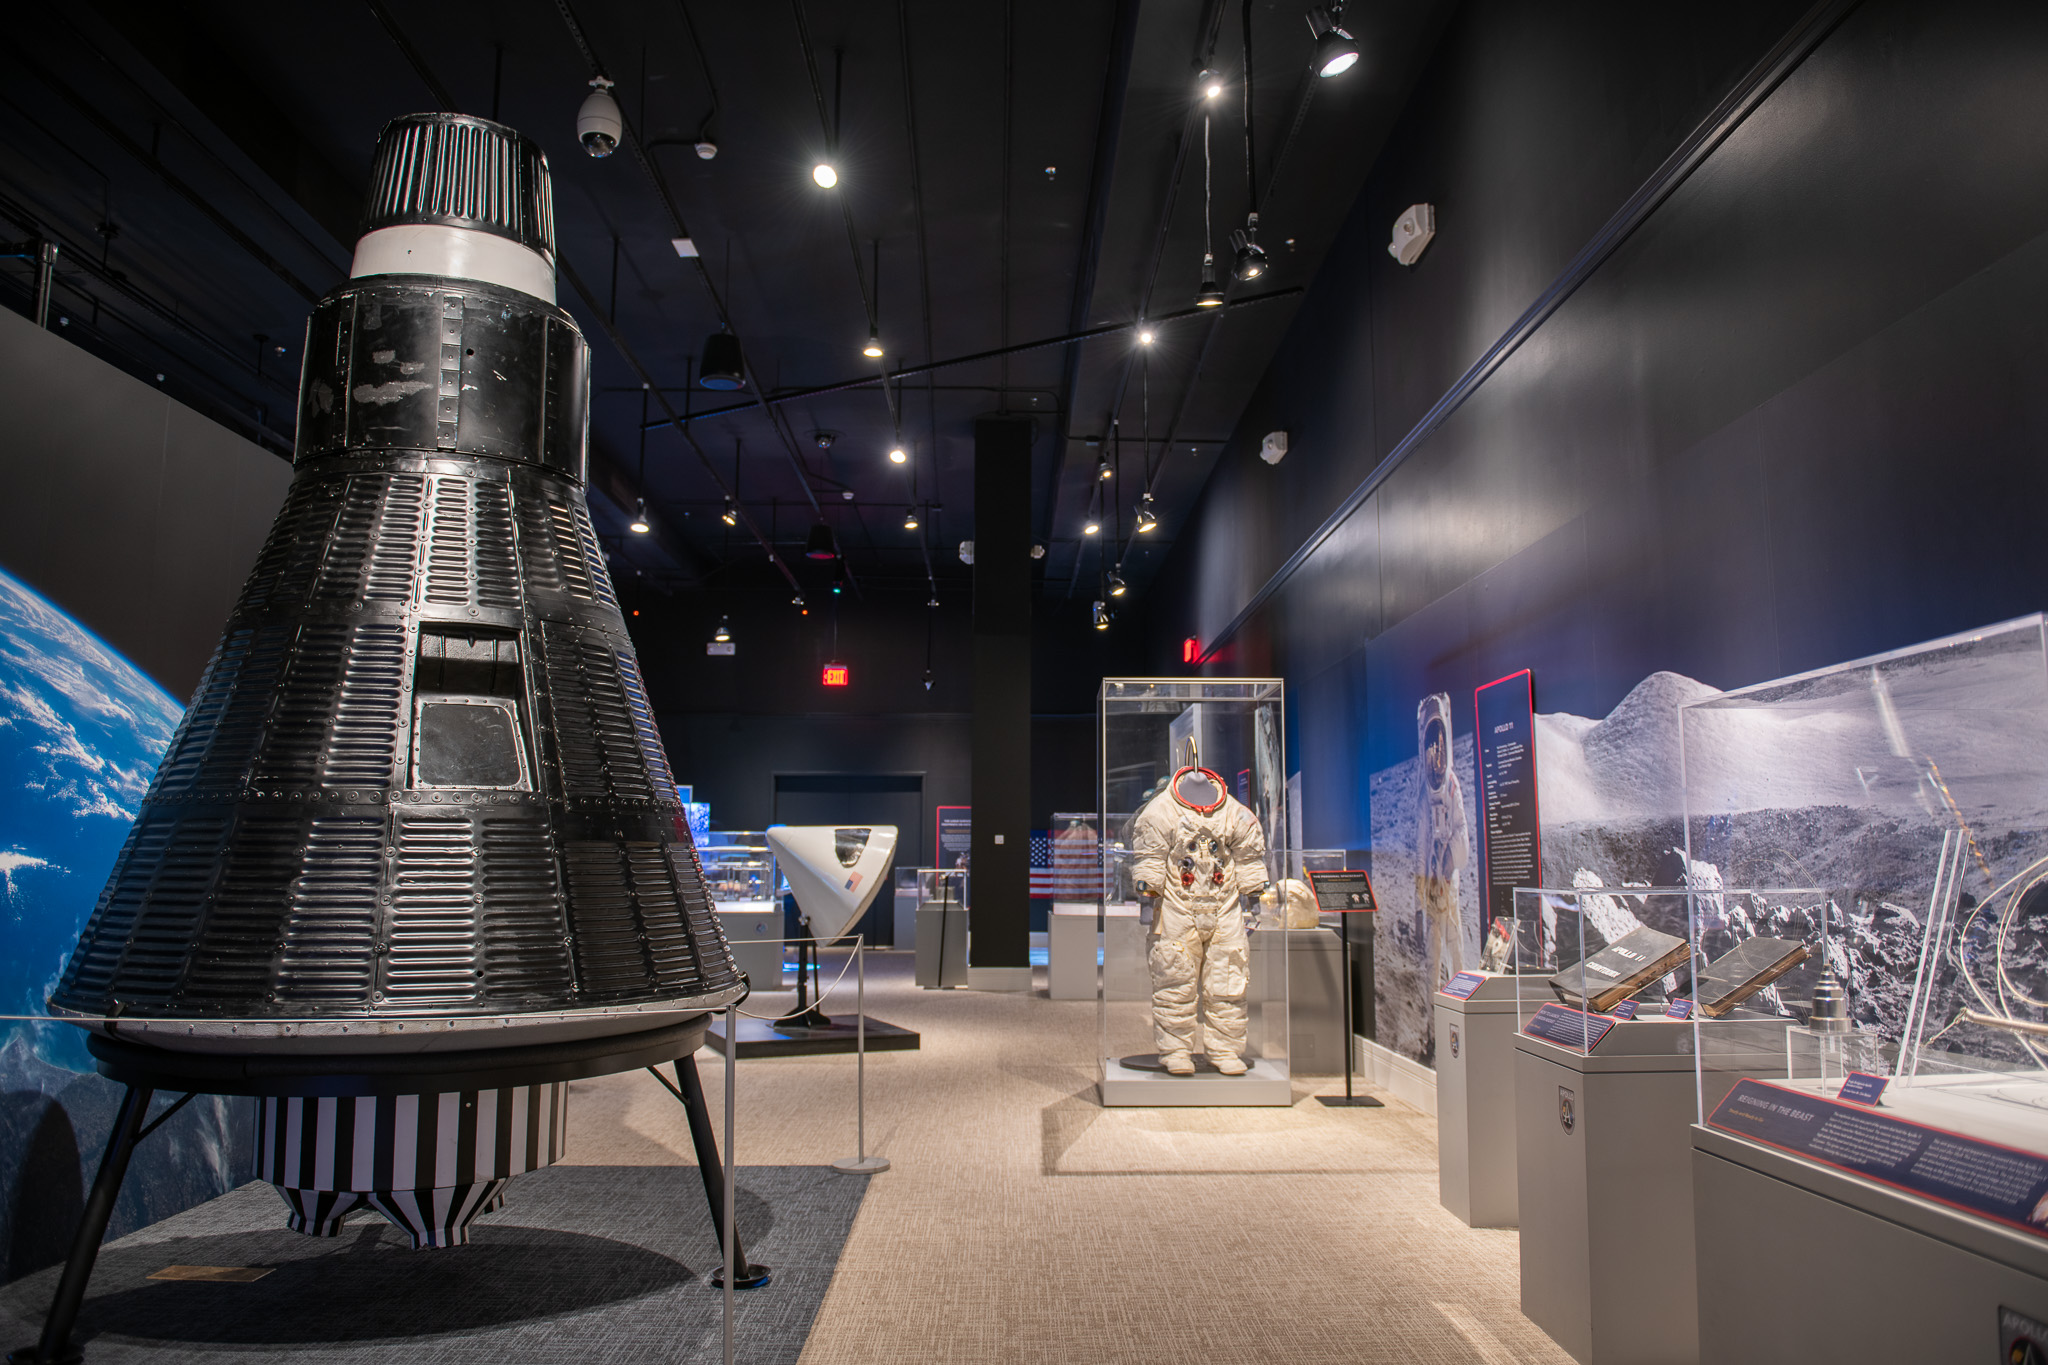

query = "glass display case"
[1683, 616, 2048, 1222]
[1097, 678, 1290, 1105]
[699, 831, 784, 989]
[1513, 884, 1701, 1055]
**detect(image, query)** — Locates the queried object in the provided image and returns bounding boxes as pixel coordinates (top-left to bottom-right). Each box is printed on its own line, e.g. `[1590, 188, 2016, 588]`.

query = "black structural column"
[970, 418, 1033, 979]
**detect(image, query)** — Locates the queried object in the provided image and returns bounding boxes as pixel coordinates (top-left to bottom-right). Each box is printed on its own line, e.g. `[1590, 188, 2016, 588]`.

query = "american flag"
[1029, 822, 1100, 899]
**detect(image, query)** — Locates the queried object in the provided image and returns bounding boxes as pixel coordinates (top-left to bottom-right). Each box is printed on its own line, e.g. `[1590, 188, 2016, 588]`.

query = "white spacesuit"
[1130, 767, 1270, 1074]
[1416, 694, 1469, 989]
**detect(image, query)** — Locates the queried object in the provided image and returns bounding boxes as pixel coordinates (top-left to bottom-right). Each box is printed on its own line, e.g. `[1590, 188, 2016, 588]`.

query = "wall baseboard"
[1352, 1035, 1438, 1116]
[968, 966, 1033, 993]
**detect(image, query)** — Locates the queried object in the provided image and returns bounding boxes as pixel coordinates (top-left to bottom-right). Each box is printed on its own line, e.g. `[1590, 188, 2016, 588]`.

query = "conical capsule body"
[51, 114, 739, 1052]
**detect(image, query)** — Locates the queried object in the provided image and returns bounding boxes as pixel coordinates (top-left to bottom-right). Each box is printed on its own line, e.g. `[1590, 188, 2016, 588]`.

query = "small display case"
[1683, 615, 2048, 1207]
[1097, 678, 1290, 1105]
[699, 831, 783, 989]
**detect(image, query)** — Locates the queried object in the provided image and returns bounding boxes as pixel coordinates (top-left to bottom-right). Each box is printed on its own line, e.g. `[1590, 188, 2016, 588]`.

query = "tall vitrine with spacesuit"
[1097, 679, 1292, 1106]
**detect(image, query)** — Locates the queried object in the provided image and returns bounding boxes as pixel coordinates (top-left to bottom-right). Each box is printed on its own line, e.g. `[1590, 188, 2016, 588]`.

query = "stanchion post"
[723, 1001, 737, 1365]
[832, 934, 890, 1174]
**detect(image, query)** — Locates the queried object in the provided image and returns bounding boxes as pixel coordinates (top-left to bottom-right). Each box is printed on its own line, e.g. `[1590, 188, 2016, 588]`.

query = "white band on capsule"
[350, 224, 556, 303]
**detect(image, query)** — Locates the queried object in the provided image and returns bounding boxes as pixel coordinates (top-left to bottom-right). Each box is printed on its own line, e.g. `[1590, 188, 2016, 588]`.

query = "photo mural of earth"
[0, 564, 247, 1282]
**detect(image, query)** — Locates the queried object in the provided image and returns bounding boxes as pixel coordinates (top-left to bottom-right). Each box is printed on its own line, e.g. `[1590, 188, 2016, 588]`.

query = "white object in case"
[766, 825, 899, 942]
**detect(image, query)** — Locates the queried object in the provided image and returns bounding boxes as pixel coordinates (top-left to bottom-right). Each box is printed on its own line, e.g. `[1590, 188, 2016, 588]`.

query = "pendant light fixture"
[1107, 569, 1127, 597]
[1092, 600, 1110, 630]
[713, 616, 732, 643]
[863, 329, 883, 359]
[1234, 7, 1271, 284]
[1196, 109, 1225, 308]
[1083, 514, 1100, 536]
[1097, 459, 1114, 482]
[812, 162, 838, 188]
[629, 500, 651, 533]
[1196, 255, 1225, 307]
[1135, 493, 1159, 534]
[1232, 216, 1268, 281]
[721, 496, 738, 526]
[805, 521, 839, 560]
[700, 330, 745, 390]
[888, 444, 907, 464]
[903, 506, 920, 531]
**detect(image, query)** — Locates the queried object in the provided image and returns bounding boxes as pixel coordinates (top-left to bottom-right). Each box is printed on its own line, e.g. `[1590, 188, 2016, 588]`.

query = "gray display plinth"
[1514, 1024, 1704, 1365]
[715, 903, 784, 992]
[1048, 903, 1106, 1000]
[1436, 974, 1520, 1227]
[1097, 1056, 1291, 1106]
[1251, 926, 1344, 1075]
[915, 905, 968, 988]
[1693, 1125, 2048, 1363]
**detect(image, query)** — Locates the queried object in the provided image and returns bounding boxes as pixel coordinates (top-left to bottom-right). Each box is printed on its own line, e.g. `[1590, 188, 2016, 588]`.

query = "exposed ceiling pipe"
[639, 288, 1299, 432]
[363, 0, 459, 112]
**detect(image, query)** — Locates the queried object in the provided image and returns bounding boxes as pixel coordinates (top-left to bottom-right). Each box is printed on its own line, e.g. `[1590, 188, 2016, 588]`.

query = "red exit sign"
[822, 662, 850, 687]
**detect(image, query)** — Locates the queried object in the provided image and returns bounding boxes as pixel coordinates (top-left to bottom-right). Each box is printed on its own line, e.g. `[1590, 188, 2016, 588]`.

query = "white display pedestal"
[1098, 1056, 1292, 1107]
[1514, 1024, 1703, 1365]
[1250, 926, 1344, 1075]
[1048, 902, 1108, 1000]
[1693, 1124, 2048, 1363]
[715, 902, 784, 991]
[1435, 974, 1520, 1227]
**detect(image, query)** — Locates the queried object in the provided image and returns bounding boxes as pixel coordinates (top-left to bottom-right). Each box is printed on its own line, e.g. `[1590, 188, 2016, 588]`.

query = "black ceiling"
[1, 0, 1444, 611]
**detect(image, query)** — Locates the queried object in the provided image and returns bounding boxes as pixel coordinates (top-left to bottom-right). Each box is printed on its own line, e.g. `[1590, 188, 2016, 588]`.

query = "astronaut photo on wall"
[1130, 766, 1270, 1075]
[1416, 692, 1471, 989]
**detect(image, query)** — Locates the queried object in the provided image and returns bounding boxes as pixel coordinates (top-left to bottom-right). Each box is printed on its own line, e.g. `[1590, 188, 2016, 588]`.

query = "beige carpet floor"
[563, 950, 1571, 1365]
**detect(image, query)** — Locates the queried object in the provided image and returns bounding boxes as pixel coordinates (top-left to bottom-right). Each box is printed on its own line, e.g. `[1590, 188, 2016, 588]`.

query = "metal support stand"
[833, 937, 890, 1174]
[10, 1084, 154, 1365]
[33, 240, 59, 330]
[721, 1004, 737, 1365]
[1317, 915, 1383, 1109]
[776, 935, 831, 1029]
[670, 1054, 770, 1289]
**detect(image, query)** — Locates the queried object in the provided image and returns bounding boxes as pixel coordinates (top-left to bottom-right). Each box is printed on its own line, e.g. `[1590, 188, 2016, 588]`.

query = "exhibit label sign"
[1474, 670, 1540, 938]
[935, 806, 972, 870]
[1439, 970, 1486, 1000]
[1305, 869, 1377, 912]
[1707, 1078, 2048, 1239]
[1523, 1001, 1614, 1051]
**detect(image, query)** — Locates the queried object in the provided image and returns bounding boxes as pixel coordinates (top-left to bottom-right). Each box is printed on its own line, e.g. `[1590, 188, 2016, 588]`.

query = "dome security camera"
[578, 78, 623, 158]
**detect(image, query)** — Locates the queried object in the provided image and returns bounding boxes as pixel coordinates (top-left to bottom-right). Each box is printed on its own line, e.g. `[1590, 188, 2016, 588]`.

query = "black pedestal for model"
[9, 1017, 767, 1365]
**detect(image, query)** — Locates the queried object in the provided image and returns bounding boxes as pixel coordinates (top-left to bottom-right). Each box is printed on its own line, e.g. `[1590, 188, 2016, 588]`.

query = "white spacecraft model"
[766, 825, 899, 942]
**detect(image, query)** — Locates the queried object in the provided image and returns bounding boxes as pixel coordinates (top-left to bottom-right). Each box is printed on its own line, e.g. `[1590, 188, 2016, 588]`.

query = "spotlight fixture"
[577, 77, 622, 158]
[1135, 494, 1158, 534]
[1137, 328, 1156, 346]
[1231, 214, 1269, 282]
[1092, 600, 1110, 630]
[1083, 516, 1100, 536]
[629, 500, 651, 534]
[1197, 68, 1225, 100]
[812, 162, 839, 188]
[793, 594, 805, 606]
[927, 596, 940, 608]
[1311, 10, 1362, 78]
[903, 506, 920, 531]
[721, 496, 738, 526]
[862, 328, 884, 359]
[922, 668, 933, 690]
[1097, 460, 1113, 482]
[814, 431, 836, 450]
[713, 616, 732, 643]
[699, 331, 746, 390]
[1107, 570, 1127, 597]
[805, 522, 839, 560]
[1196, 254, 1226, 308]
[888, 445, 907, 464]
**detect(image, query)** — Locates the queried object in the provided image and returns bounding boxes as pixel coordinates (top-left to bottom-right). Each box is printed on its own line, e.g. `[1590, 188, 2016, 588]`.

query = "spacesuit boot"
[1161, 1050, 1196, 1075]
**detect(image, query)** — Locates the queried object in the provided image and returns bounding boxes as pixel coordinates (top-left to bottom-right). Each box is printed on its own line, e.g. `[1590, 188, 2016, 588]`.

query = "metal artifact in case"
[1683, 616, 2048, 1225]
[1097, 679, 1290, 1105]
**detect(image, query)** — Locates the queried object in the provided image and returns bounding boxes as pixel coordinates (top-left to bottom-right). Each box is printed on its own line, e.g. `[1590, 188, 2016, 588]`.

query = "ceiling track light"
[1311, 8, 1362, 78]
[1197, 68, 1225, 100]
[812, 162, 839, 188]
[1231, 213, 1269, 282]
[1137, 327, 1156, 346]
[1097, 459, 1114, 482]
[1092, 600, 1110, 631]
[699, 330, 746, 390]
[862, 328, 884, 359]
[712, 616, 732, 644]
[721, 496, 737, 526]
[1196, 253, 1225, 308]
[629, 499, 651, 534]
[1083, 516, 1101, 536]
[1107, 570, 1127, 597]
[903, 506, 920, 531]
[1135, 494, 1159, 534]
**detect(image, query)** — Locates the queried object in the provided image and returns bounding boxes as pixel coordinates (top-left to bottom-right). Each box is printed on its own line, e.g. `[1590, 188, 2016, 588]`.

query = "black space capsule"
[51, 113, 741, 1052]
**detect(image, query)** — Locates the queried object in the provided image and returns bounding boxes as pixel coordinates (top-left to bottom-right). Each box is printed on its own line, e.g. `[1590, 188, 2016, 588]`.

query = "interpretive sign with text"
[1523, 1001, 1614, 1052]
[1439, 971, 1486, 1000]
[1306, 869, 1378, 912]
[1707, 1078, 2048, 1239]
[1475, 671, 1540, 935]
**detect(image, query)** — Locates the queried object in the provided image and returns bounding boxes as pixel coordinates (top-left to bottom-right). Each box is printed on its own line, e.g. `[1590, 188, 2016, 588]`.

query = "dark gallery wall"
[0, 307, 289, 1280]
[1144, 0, 2048, 1050]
